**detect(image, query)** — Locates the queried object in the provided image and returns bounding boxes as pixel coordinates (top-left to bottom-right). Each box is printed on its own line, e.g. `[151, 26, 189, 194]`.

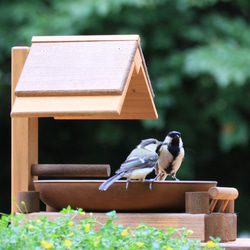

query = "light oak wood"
[216, 238, 250, 249]
[31, 34, 140, 43]
[209, 187, 238, 213]
[11, 95, 123, 117]
[11, 36, 157, 119]
[10, 35, 158, 212]
[54, 66, 158, 119]
[23, 212, 238, 243]
[209, 187, 239, 200]
[11, 47, 38, 213]
[15, 41, 138, 97]
[24, 212, 206, 241]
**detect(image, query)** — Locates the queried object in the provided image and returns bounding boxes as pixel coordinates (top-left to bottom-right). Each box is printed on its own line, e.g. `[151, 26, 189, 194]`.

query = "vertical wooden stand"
[11, 47, 38, 213]
[10, 35, 158, 213]
[186, 187, 238, 242]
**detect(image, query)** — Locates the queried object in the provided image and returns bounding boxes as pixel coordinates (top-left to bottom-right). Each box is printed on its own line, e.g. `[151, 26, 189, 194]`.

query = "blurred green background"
[1, 0, 249, 235]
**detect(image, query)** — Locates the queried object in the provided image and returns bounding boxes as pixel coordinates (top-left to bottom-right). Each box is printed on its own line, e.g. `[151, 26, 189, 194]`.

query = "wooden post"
[185, 192, 210, 214]
[17, 191, 40, 213]
[208, 187, 238, 213]
[11, 47, 38, 213]
[205, 213, 237, 242]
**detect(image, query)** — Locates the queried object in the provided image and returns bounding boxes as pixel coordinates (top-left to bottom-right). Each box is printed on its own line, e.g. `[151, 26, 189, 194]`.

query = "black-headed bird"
[155, 131, 184, 181]
[99, 138, 161, 191]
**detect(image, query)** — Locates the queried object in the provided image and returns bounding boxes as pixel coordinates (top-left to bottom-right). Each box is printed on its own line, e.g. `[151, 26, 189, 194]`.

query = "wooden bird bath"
[34, 180, 217, 212]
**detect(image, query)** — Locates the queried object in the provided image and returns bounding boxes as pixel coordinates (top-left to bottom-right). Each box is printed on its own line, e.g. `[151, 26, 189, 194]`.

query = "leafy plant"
[0, 206, 224, 249]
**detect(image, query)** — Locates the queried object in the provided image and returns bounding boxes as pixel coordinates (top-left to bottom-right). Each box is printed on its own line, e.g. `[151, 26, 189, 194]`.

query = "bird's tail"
[98, 172, 124, 191]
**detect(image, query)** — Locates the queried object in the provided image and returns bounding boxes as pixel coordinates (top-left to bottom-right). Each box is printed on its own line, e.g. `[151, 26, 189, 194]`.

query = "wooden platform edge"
[23, 212, 206, 241]
[31, 35, 140, 43]
[20, 212, 250, 247]
[202, 239, 250, 250]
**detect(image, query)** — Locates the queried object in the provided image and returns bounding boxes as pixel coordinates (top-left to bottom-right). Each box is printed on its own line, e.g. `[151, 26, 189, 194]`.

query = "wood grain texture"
[24, 212, 206, 241]
[31, 164, 111, 177]
[53, 66, 158, 119]
[205, 213, 237, 242]
[11, 38, 157, 119]
[31, 34, 140, 43]
[15, 41, 138, 97]
[209, 187, 239, 200]
[17, 191, 40, 213]
[185, 192, 210, 214]
[11, 47, 38, 213]
[11, 95, 123, 117]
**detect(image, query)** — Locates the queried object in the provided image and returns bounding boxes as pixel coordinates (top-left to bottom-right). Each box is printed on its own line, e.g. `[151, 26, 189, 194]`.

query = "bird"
[98, 138, 161, 191]
[154, 131, 185, 181]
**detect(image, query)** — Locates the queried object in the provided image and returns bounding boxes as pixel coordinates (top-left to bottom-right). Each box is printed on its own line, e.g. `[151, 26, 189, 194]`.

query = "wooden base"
[216, 239, 250, 249]
[23, 212, 236, 243]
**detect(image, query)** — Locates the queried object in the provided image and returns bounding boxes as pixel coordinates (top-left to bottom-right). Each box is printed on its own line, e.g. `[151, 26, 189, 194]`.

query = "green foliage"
[0, 207, 224, 249]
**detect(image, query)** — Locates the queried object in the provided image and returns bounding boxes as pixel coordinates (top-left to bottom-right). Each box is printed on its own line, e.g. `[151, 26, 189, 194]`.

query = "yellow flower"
[68, 221, 74, 226]
[68, 232, 74, 237]
[187, 229, 194, 235]
[206, 240, 215, 248]
[162, 247, 173, 250]
[64, 239, 73, 247]
[41, 240, 53, 249]
[121, 229, 129, 236]
[85, 223, 90, 232]
[36, 219, 41, 224]
[28, 224, 34, 230]
[137, 242, 144, 247]
[79, 211, 86, 216]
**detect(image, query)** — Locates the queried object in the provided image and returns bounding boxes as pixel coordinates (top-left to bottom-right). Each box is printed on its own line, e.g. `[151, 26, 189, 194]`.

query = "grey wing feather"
[116, 156, 157, 173]
[99, 172, 124, 191]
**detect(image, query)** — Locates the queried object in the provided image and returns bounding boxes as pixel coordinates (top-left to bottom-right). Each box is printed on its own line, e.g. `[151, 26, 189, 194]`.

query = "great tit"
[155, 131, 184, 181]
[99, 138, 161, 191]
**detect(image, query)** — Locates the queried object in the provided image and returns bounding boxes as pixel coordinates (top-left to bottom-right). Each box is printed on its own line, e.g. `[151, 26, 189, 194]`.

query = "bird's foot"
[144, 179, 155, 191]
[172, 174, 180, 181]
[126, 179, 131, 190]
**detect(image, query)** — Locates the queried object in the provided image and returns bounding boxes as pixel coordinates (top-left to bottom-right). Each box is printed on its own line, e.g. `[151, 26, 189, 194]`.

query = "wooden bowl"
[34, 180, 217, 212]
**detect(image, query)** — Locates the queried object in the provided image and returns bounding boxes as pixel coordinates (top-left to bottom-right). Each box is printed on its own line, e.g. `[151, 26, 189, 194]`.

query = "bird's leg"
[126, 179, 131, 190]
[144, 179, 154, 191]
[143, 173, 163, 190]
[172, 173, 180, 181]
[153, 173, 161, 180]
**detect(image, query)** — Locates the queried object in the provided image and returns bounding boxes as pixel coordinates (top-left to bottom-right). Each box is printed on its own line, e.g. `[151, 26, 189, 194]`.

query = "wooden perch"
[208, 187, 239, 213]
[31, 164, 110, 177]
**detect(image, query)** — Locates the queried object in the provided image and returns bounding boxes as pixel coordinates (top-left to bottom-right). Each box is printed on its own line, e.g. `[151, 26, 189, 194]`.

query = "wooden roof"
[11, 35, 158, 119]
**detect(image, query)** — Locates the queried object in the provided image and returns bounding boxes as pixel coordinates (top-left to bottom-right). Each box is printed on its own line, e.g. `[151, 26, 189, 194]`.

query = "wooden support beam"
[11, 47, 38, 213]
[185, 192, 210, 214]
[31, 34, 141, 43]
[17, 191, 40, 213]
[31, 164, 111, 177]
[208, 187, 238, 213]
[23, 212, 237, 243]
[24, 212, 206, 241]
[205, 213, 237, 242]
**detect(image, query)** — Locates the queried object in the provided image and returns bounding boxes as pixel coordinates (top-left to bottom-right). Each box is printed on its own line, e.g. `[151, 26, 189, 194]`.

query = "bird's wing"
[116, 154, 158, 174]
[126, 147, 158, 160]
